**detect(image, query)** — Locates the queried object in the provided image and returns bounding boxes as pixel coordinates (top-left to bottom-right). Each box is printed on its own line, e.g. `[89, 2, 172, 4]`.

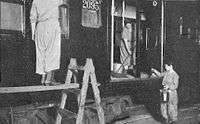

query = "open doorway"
[112, 18, 137, 77]
[110, 0, 147, 80]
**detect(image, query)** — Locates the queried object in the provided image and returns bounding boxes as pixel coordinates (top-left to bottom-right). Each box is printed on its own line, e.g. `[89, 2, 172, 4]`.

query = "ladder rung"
[63, 88, 81, 95]
[85, 99, 95, 104]
[68, 65, 84, 71]
[69, 69, 78, 76]
[58, 108, 77, 119]
[88, 82, 101, 87]
[85, 106, 97, 113]
[96, 83, 101, 87]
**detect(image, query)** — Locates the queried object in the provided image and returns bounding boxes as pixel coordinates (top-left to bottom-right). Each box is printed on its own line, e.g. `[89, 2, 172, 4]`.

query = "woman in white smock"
[30, 0, 62, 85]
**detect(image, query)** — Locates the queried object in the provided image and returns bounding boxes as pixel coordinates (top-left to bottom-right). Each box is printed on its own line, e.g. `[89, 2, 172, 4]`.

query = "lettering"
[82, 0, 101, 11]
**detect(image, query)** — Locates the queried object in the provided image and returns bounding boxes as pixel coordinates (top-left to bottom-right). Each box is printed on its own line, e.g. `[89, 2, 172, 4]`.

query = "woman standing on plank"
[30, 0, 62, 85]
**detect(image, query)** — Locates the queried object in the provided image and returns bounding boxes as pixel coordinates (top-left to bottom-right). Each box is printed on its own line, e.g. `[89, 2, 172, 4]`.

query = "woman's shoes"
[169, 121, 176, 124]
[161, 118, 169, 124]
[162, 119, 176, 124]
[49, 81, 61, 86]
[41, 74, 46, 85]
[43, 80, 51, 86]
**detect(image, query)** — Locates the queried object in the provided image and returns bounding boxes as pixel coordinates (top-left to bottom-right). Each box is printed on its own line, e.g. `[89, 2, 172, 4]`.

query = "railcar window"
[0, 1, 25, 34]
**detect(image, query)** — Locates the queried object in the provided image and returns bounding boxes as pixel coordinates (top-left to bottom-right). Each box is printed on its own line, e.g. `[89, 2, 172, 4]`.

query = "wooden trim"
[110, 77, 162, 83]
[0, 29, 23, 35]
[165, 0, 199, 1]
[147, 0, 199, 1]
[161, 0, 165, 72]
[111, 0, 115, 71]
[0, 0, 24, 5]
[0, 84, 79, 94]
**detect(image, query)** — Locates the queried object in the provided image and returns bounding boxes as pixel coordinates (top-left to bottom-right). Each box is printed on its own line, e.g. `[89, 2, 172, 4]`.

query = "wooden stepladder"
[56, 58, 105, 124]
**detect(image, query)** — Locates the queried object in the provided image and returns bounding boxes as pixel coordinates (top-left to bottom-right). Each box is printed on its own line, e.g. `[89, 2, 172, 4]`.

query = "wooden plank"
[0, 84, 79, 94]
[147, 0, 198, 1]
[68, 66, 85, 71]
[9, 102, 57, 114]
[58, 108, 77, 119]
[165, 0, 198, 1]
[63, 88, 81, 95]
[56, 91, 68, 124]
[35, 110, 49, 124]
[110, 77, 162, 83]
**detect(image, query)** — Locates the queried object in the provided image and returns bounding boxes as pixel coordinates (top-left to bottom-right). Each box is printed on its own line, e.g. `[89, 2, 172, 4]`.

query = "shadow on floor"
[145, 102, 165, 123]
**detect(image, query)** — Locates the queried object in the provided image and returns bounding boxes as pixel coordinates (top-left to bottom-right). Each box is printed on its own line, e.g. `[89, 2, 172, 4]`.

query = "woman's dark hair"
[164, 60, 173, 66]
[164, 56, 174, 66]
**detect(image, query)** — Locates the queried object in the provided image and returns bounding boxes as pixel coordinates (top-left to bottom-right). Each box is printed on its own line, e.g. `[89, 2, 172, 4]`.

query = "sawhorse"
[56, 58, 105, 124]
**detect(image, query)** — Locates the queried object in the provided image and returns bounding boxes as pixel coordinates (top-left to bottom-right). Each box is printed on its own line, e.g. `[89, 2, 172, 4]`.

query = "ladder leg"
[73, 72, 80, 104]
[76, 72, 89, 124]
[65, 69, 73, 84]
[55, 92, 68, 124]
[65, 58, 77, 84]
[91, 73, 105, 124]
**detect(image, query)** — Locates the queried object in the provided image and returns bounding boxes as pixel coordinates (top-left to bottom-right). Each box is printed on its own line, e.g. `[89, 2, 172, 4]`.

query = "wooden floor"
[0, 100, 199, 124]
[60, 103, 200, 124]
[114, 104, 200, 124]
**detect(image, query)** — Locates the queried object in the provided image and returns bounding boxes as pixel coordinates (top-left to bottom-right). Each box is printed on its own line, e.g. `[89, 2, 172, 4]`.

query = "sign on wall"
[81, 0, 102, 28]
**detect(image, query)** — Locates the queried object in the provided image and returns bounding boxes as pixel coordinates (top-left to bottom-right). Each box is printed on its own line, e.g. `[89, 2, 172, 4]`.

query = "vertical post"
[55, 93, 68, 124]
[136, 0, 141, 77]
[122, 0, 125, 28]
[10, 106, 14, 124]
[161, 0, 164, 72]
[111, 0, 115, 71]
[179, 17, 183, 35]
[134, 23, 137, 65]
[22, 0, 26, 37]
[145, 28, 150, 50]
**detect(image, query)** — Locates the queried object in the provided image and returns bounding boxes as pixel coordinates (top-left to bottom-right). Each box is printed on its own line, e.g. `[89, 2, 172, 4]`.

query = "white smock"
[30, 0, 62, 74]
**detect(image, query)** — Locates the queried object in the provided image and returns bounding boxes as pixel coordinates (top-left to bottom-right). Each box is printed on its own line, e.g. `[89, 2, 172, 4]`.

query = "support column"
[161, 0, 165, 72]
[122, 0, 125, 28]
[111, 0, 115, 71]
[136, 0, 141, 77]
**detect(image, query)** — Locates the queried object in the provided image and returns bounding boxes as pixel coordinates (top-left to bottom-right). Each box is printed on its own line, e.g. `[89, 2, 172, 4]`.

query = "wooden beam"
[0, 83, 79, 94]
[165, 0, 198, 1]
[122, 0, 125, 28]
[146, 0, 198, 1]
[111, 0, 115, 71]
[161, 0, 165, 72]
[58, 108, 77, 119]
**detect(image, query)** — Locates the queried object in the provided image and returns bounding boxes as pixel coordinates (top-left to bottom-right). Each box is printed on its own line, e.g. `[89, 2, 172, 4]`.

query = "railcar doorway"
[110, 0, 156, 80]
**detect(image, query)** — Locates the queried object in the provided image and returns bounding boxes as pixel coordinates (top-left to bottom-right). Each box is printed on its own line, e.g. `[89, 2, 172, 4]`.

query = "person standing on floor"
[120, 23, 134, 72]
[30, 0, 62, 85]
[151, 61, 179, 124]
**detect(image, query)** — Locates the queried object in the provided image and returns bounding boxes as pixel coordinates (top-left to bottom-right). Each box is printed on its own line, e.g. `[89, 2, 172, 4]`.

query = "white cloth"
[30, 0, 62, 74]
[120, 26, 136, 67]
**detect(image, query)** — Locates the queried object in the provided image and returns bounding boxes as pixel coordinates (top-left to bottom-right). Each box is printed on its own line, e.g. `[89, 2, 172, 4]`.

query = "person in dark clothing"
[152, 61, 179, 124]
